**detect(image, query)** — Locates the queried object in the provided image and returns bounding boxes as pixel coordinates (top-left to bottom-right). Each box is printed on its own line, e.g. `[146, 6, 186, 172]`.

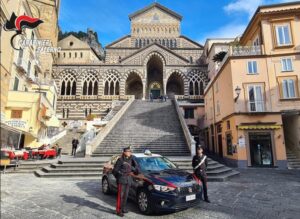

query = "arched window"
[188, 70, 208, 96]
[88, 81, 93, 95]
[94, 81, 98, 95]
[63, 52, 66, 58]
[115, 81, 120, 95]
[66, 81, 71, 95]
[58, 53, 60, 58]
[71, 81, 76, 95]
[135, 39, 138, 47]
[104, 81, 109, 95]
[195, 81, 199, 95]
[200, 81, 204, 95]
[83, 81, 87, 95]
[82, 71, 99, 96]
[109, 81, 114, 95]
[69, 52, 71, 58]
[80, 52, 83, 58]
[162, 39, 165, 46]
[104, 70, 120, 96]
[60, 70, 77, 96]
[61, 81, 65, 95]
[75, 52, 77, 58]
[189, 81, 194, 95]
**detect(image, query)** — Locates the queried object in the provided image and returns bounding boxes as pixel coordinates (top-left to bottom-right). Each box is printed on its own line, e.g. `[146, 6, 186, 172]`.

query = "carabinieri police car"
[102, 150, 203, 214]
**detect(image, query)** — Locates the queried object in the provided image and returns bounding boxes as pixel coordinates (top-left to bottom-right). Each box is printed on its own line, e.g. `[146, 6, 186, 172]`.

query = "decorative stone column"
[163, 79, 167, 96]
[120, 77, 126, 97]
[142, 79, 146, 100]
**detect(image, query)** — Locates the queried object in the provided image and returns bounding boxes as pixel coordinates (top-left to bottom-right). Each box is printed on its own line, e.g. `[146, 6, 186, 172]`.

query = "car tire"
[137, 189, 152, 214]
[102, 177, 111, 195]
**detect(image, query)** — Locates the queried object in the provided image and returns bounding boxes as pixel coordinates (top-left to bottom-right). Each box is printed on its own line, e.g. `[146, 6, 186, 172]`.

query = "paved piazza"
[1, 169, 300, 219]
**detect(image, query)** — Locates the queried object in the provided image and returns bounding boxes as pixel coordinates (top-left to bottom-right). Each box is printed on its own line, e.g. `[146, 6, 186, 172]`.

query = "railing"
[176, 95, 204, 100]
[58, 95, 134, 101]
[174, 96, 196, 157]
[39, 129, 67, 145]
[213, 45, 264, 77]
[86, 95, 135, 155]
[248, 100, 265, 112]
[232, 45, 262, 56]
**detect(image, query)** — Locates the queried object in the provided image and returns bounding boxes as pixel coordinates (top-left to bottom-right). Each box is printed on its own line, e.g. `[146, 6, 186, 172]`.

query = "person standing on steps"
[113, 146, 139, 217]
[149, 92, 153, 102]
[71, 138, 79, 157]
[192, 146, 210, 203]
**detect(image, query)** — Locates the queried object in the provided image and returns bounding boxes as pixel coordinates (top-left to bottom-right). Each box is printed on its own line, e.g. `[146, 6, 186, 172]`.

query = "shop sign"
[5, 119, 27, 129]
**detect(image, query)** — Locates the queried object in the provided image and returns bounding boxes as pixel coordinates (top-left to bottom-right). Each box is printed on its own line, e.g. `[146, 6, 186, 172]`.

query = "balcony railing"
[231, 45, 262, 56]
[58, 95, 133, 101]
[248, 100, 265, 112]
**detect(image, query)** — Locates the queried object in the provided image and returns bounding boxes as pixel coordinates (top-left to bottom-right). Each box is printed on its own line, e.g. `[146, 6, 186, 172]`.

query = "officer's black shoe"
[204, 199, 211, 203]
[122, 209, 129, 213]
[116, 212, 124, 217]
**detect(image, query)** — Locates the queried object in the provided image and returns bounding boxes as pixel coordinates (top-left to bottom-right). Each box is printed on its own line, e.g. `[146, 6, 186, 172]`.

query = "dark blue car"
[102, 152, 202, 214]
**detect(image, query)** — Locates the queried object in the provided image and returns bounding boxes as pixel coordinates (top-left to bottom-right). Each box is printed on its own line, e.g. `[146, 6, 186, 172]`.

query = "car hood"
[145, 168, 196, 187]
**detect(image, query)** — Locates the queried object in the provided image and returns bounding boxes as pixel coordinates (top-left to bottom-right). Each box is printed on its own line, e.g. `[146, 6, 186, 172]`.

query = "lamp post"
[234, 86, 241, 102]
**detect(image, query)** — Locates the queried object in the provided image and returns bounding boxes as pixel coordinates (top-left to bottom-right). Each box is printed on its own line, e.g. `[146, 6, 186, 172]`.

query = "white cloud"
[224, 0, 297, 19]
[198, 23, 246, 44]
[224, 0, 263, 19]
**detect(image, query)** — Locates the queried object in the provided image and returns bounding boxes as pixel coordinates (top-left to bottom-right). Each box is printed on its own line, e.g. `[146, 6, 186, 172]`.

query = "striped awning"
[238, 125, 282, 130]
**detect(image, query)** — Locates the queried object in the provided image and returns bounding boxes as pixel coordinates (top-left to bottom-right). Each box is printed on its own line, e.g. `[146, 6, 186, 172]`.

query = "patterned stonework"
[53, 3, 209, 120]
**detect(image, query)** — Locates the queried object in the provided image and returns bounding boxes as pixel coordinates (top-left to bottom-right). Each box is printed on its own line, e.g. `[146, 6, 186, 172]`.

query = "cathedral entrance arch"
[146, 53, 164, 99]
[125, 72, 143, 99]
[166, 72, 184, 98]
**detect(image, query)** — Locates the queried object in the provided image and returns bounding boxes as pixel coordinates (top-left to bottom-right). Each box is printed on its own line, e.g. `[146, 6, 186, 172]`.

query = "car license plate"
[186, 194, 196, 201]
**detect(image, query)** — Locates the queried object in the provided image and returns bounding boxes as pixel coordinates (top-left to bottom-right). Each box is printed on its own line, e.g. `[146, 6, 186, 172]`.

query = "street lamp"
[234, 86, 241, 102]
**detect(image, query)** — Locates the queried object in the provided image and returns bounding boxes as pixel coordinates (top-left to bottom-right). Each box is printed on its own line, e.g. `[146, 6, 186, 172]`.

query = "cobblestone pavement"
[1, 169, 300, 219]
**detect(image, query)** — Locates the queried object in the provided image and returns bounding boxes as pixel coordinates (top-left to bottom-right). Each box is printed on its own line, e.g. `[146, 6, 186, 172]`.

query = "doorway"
[147, 54, 163, 98]
[249, 132, 274, 167]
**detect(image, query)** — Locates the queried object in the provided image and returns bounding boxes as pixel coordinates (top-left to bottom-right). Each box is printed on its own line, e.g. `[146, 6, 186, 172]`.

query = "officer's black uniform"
[113, 151, 139, 216]
[192, 153, 209, 202]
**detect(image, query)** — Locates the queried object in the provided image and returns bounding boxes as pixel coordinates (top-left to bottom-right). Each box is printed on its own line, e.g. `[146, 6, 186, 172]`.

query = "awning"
[45, 116, 60, 127]
[238, 125, 282, 130]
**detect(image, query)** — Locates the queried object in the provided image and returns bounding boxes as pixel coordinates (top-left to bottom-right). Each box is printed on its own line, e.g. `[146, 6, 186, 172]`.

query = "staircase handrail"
[173, 96, 196, 157]
[86, 95, 135, 155]
[40, 129, 67, 145]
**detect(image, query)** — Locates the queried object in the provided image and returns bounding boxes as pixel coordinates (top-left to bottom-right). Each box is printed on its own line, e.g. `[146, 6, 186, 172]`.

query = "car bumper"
[149, 190, 202, 212]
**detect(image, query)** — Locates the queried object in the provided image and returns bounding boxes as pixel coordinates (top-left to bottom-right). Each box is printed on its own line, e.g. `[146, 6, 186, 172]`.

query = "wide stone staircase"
[54, 129, 83, 155]
[92, 100, 191, 156]
[34, 157, 239, 182]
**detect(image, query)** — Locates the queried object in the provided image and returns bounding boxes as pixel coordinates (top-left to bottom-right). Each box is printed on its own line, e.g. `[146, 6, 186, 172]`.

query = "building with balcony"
[1, 0, 61, 149]
[203, 1, 300, 168]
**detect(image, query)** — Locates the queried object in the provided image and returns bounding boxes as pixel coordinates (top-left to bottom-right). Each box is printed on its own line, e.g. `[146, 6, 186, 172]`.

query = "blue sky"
[58, 0, 296, 46]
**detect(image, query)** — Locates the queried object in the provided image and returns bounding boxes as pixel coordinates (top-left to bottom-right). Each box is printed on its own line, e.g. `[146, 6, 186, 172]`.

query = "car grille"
[177, 184, 201, 196]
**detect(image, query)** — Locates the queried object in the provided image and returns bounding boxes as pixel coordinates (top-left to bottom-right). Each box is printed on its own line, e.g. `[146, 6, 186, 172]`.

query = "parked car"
[102, 151, 202, 214]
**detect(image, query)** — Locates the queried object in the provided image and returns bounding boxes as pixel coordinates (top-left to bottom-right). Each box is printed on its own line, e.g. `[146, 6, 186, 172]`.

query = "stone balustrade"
[174, 95, 196, 157]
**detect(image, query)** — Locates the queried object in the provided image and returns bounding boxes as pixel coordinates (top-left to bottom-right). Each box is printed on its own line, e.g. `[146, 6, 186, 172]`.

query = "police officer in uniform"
[192, 146, 210, 203]
[113, 146, 139, 217]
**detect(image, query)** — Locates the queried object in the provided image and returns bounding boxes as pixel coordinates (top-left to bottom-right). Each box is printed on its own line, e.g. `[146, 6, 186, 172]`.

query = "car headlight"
[153, 185, 176, 192]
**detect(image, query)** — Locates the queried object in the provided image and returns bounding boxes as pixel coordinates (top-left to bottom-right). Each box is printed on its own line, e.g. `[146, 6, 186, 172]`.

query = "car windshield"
[135, 156, 177, 172]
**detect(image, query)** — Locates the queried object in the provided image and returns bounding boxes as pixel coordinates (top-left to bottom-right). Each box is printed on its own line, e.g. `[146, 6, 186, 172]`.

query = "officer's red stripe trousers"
[116, 183, 122, 213]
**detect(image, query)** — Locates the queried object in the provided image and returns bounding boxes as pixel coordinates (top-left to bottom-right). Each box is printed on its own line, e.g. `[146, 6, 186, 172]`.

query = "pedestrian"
[164, 95, 167, 102]
[192, 146, 210, 203]
[71, 138, 79, 157]
[113, 146, 139, 217]
[149, 92, 153, 102]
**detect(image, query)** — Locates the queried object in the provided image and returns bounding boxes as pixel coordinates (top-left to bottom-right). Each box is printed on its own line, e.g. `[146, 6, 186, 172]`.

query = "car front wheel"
[137, 189, 152, 214]
[102, 177, 111, 195]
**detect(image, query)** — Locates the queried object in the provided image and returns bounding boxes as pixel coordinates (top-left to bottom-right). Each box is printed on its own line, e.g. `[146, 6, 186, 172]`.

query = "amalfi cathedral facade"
[52, 3, 208, 121]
